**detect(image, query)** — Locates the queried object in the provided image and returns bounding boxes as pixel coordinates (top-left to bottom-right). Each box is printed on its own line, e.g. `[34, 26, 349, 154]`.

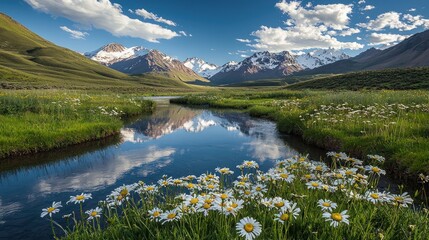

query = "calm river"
[0, 98, 329, 239]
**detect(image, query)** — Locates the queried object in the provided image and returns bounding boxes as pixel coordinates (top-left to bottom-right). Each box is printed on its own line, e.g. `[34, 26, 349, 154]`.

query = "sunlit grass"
[0, 90, 155, 157]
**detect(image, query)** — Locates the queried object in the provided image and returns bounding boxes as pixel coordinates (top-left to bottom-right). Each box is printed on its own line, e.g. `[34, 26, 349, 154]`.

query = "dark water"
[0, 99, 329, 239]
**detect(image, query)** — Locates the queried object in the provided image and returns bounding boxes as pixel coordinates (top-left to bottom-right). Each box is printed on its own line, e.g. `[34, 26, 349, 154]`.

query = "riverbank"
[0, 90, 155, 158]
[171, 90, 429, 179]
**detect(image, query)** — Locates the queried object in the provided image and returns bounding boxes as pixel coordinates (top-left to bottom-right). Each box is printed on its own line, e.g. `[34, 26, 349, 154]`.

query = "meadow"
[42, 154, 429, 239]
[0, 90, 155, 158]
[171, 90, 429, 178]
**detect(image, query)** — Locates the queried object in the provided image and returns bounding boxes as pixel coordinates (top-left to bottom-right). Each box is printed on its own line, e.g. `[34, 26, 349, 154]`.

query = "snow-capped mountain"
[109, 49, 207, 82]
[210, 51, 303, 85]
[294, 49, 350, 69]
[84, 43, 149, 66]
[183, 58, 221, 78]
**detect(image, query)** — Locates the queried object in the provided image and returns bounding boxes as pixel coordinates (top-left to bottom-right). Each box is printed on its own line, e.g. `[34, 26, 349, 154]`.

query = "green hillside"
[0, 13, 193, 91]
[287, 67, 429, 90]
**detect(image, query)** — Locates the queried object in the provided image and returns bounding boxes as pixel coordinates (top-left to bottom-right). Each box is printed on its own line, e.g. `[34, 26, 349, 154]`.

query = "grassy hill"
[287, 67, 429, 90]
[0, 13, 194, 92]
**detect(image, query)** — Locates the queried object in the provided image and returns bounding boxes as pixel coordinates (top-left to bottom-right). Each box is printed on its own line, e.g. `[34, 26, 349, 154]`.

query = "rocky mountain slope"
[183, 57, 221, 78]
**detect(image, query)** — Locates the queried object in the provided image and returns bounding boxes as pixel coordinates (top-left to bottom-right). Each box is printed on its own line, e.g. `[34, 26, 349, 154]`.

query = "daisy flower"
[306, 181, 322, 190]
[322, 210, 350, 227]
[274, 203, 301, 223]
[389, 192, 413, 207]
[160, 209, 182, 224]
[236, 217, 262, 240]
[67, 193, 92, 204]
[272, 197, 290, 209]
[317, 199, 337, 212]
[215, 167, 234, 175]
[365, 191, 387, 204]
[148, 207, 163, 222]
[41, 201, 62, 218]
[364, 165, 386, 176]
[85, 207, 102, 221]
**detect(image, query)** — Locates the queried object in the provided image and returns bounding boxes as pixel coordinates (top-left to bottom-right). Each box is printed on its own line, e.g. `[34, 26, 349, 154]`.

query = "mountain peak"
[183, 57, 220, 78]
[100, 43, 126, 52]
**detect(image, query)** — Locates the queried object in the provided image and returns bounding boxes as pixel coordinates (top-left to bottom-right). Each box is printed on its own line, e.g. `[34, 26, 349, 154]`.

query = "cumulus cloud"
[363, 5, 375, 11]
[236, 38, 251, 43]
[275, 0, 353, 30]
[60, 26, 88, 39]
[369, 32, 410, 46]
[25, 0, 178, 42]
[359, 12, 429, 31]
[248, 1, 363, 52]
[358, 0, 366, 4]
[133, 8, 176, 26]
[409, 8, 416, 12]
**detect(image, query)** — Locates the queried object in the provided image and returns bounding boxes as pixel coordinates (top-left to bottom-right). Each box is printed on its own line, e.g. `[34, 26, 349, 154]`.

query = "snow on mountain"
[84, 43, 149, 66]
[183, 57, 221, 78]
[218, 61, 240, 73]
[294, 48, 350, 69]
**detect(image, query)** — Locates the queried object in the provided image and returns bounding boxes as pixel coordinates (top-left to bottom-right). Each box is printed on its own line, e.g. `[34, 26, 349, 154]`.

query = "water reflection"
[0, 103, 326, 240]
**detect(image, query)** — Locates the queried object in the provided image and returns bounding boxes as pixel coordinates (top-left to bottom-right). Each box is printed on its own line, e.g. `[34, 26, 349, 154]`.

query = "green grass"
[45, 157, 429, 240]
[171, 90, 429, 176]
[287, 67, 429, 90]
[0, 90, 155, 158]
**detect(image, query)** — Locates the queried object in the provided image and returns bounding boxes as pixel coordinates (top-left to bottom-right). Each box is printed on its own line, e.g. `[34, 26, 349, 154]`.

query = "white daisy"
[160, 209, 182, 224]
[85, 207, 102, 221]
[41, 201, 62, 218]
[322, 210, 350, 227]
[67, 193, 92, 204]
[236, 217, 262, 240]
[317, 199, 337, 212]
[148, 207, 163, 222]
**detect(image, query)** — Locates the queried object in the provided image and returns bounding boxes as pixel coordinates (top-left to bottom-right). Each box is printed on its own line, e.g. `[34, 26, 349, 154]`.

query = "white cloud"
[240, 54, 249, 58]
[359, 12, 429, 31]
[358, 0, 366, 4]
[250, 25, 363, 52]
[236, 38, 251, 43]
[339, 28, 360, 36]
[275, 1, 353, 30]
[368, 32, 410, 46]
[409, 8, 416, 12]
[25, 0, 178, 43]
[179, 31, 190, 37]
[59, 26, 88, 39]
[248, 1, 363, 52]
[363, 5, 375, 11]
[356, 36, 362, 40]
[134, 8, 176, 26]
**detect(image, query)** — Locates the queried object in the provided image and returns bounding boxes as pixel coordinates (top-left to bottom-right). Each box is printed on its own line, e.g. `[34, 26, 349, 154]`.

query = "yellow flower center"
[208, 184, 215, 189]
[76, 195, 85, 201]
[280, 213, 289, 221]
[190, 198, 199, 204]
[322, 202, 331, 207]
[345, 170, 353, 175]
[315, 166, 323, 171]
[280, 173, 288, 179]
[304, 174, 311, 179]
[394, 196, 404, 202]
[274, 202, 284, 208]
[47, 207, 55, 213]
[256, 187, 262, 191]
[335, 173, 343, 179]
[120, 189, 128, 197]
[220, 193, 228, 199]
[90, 211, 97, 217]
[117, 195, 123, 201]
[299, 157, 305, 162]
[187, 183, 195, 189]
[147, 186, 154, 191]
[331, 213, 343, 222]
[231, 203, 238, 208]
[370, 193, 379, 199]
[174, 180, 182, 184]
[227, 207, 233, 212]
[167, 213, 176, 219]
[244, 190, 251, 195]
[238, 181, 245, 186]
[244, 223, 254, 233]
[153, 211, 160, 217]
[372, 167, 380, 173]
[203, 203, 211, 209]
[311, 182, 319, 187]
[207, 174, 214, 179]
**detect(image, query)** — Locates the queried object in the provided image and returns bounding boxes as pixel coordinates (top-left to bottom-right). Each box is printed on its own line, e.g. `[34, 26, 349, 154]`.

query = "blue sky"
[1, 0, 428, 65]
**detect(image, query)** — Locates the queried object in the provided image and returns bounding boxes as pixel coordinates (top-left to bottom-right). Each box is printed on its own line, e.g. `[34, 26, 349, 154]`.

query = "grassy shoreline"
[0, 90, 155, 158]
[170, 90, 429, 179]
